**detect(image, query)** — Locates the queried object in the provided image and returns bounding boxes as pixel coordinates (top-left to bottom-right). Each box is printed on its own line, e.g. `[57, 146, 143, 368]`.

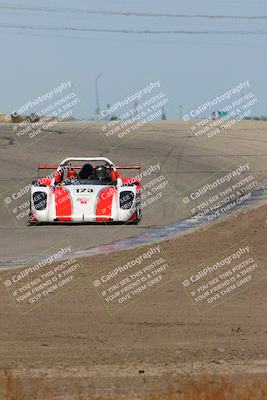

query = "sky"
[0, 0, 266, 120]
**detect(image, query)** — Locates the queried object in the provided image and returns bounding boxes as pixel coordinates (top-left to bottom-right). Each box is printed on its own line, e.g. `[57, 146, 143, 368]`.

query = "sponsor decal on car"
[77, 198, 89, 204]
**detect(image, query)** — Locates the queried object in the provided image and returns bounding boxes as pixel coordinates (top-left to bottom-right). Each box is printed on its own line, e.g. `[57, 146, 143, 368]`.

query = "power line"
[1, 23, 267, 35]
[0, 4, 267, 20]
[1, 28, 265, 47]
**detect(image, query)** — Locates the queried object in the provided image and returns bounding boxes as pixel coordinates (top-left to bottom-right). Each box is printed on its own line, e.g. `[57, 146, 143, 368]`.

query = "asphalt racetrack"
[0, 120, 267, 262]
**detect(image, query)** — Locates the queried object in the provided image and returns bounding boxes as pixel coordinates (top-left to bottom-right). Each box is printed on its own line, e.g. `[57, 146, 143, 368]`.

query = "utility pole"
[95, 73, 103, 120]
[161, 106, 166, 120]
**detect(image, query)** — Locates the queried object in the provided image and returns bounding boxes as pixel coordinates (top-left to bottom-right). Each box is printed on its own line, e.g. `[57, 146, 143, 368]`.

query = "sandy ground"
[1, 200, 267, 398]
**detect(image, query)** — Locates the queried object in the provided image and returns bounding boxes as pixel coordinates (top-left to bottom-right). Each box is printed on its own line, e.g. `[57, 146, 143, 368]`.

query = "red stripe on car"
[95, 187, 115, 222]
[54, 187, 72, 221]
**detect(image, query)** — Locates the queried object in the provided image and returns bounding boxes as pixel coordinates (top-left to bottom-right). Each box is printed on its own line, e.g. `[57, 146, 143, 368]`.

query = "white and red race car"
[29, 157, 142, 224]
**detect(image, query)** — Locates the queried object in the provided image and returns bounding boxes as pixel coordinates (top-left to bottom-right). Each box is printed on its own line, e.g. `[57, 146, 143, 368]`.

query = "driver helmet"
[94, 165, 110, 181]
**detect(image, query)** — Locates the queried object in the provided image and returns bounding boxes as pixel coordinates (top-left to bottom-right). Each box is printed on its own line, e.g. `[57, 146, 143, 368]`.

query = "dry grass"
[2, 369, 267, 400]
[1, 370, 54, 400]
[0, 114, 10, 123]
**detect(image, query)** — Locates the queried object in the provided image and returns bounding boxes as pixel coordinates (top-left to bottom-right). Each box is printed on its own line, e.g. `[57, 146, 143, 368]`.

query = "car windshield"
[59, 161, 114, 186]
[63, 179, 116, 186]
